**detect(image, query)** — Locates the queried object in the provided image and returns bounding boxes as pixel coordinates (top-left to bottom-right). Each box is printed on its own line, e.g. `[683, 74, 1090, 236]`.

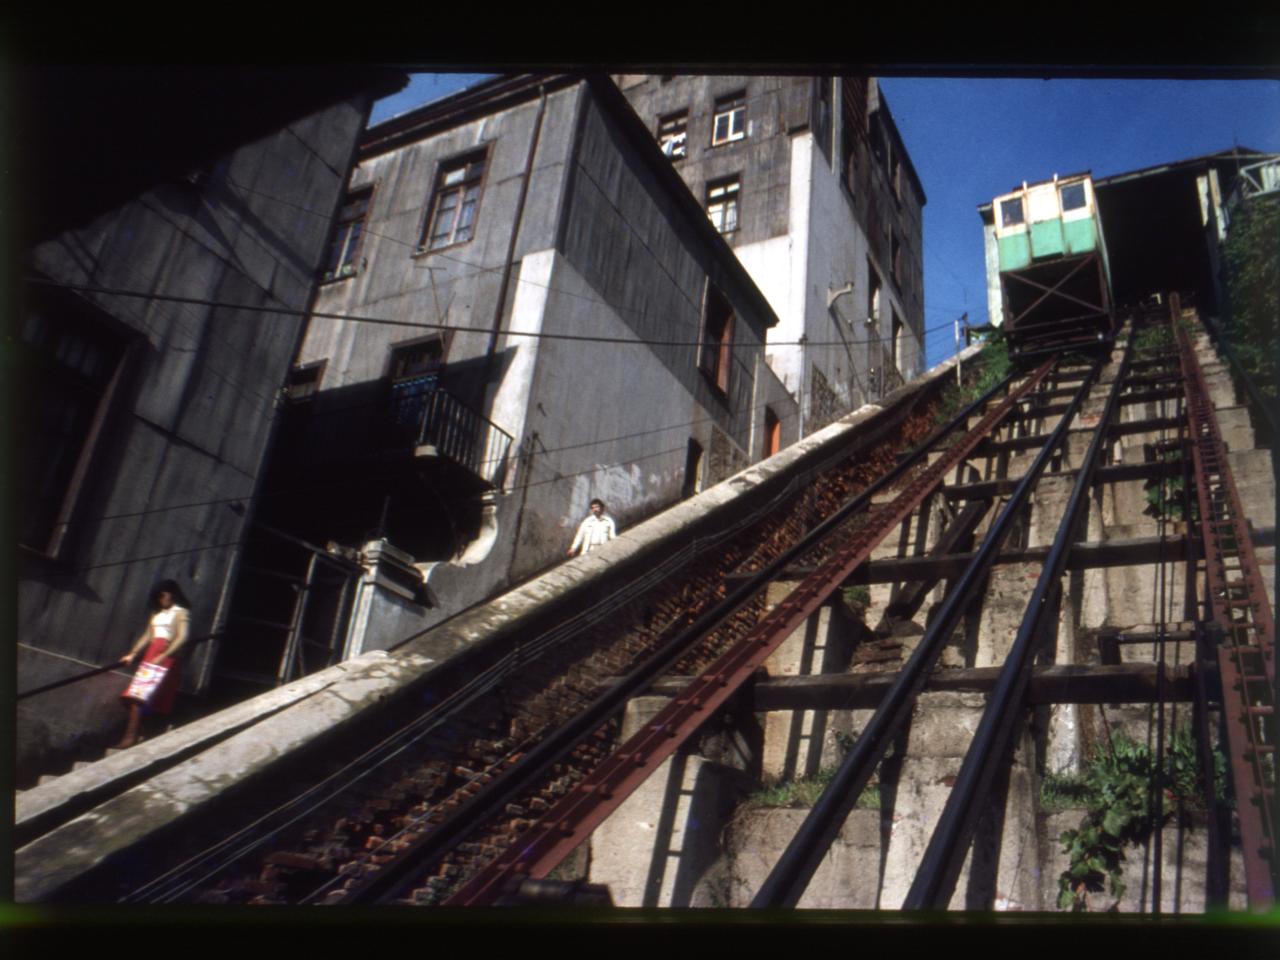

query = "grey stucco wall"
[17, 96, 372, 784]
[558, 91, 774, 453]
[298, 85, 581, 400]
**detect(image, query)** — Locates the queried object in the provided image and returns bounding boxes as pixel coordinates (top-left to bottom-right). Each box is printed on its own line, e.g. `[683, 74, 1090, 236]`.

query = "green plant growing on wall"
[1132, 323, 1174, 358]
[1142, 450, 1195, 523]
[933, 330, 1012, 426]
[841, 584, 870, 611]
[1222, 197, 1280, 400]
[1055, 726, 1226, 911]
[747, 729, 880, 810]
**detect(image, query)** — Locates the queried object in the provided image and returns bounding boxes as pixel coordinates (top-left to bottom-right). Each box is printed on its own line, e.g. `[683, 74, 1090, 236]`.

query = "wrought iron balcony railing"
[389, 377, 513, 488]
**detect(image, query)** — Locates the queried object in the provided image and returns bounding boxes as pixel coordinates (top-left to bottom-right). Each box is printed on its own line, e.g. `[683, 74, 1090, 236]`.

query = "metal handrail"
[17, 633, 221, 700]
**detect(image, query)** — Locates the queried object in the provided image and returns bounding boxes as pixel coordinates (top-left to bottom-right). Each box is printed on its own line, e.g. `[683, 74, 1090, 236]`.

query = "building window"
[764, 407, 782, 458]
[284, 361, 326, 403]
[706, 176, 740, 235]
[999, 197, 1025, 228]
[323, 187, 372, 281]
[1060, 181, 1087, 212]
[814, 77, 833, 161]
[867, 261, 881, 325]
[890, 153, 902, 202]
[657, 111, 688, 160]
[421, 151, 487, 251]
[711, 93, 746, 146]
[682, 438, 704, 499]
[17, 289, 133, 556]
[388, 336, 446, 428]
[891, 234, 902, 285]
[891, 310, 903, 372]
[698, 284, 735, 395]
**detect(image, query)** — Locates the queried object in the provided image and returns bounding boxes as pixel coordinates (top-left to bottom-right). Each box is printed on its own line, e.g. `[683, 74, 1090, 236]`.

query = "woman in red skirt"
[117, 580, 191, 748]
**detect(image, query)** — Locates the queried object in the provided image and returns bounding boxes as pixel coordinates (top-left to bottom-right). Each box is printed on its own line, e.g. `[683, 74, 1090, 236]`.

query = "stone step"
[37, 774, 60, 787]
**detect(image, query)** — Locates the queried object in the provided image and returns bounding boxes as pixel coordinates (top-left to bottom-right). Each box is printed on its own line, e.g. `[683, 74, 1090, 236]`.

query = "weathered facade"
[14, 69, 404, 786]
[616, 75, 926, 433]
[248, 75, 798, 678]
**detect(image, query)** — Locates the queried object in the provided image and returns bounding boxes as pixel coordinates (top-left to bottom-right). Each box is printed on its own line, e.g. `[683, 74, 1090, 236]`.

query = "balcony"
[389, 377, 513, 489]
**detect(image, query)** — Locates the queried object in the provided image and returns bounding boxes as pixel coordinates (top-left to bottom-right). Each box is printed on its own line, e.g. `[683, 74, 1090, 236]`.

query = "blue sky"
[371, 74, 1280, 370]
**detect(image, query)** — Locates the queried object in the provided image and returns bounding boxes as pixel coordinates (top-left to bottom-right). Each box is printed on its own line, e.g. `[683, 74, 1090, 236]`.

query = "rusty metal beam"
[630, 663, 1195, 710]
[736, 533, 1202, 587]
[981, 415, 1182, 455]
[943, 458, 1192, 500]
[443, 362, 1060, 907]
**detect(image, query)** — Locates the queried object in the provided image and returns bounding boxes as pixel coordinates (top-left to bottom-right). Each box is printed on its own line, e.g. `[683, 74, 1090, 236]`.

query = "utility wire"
[28, 275, 957, 351]
[63, 392, 808, 528]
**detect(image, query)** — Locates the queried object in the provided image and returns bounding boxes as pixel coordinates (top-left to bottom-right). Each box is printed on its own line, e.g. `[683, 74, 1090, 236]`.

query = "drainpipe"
[483, 82, 548, 388]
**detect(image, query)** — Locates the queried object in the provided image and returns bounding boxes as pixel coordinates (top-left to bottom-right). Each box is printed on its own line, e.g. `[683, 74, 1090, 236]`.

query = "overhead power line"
[27, 276, 956, 350]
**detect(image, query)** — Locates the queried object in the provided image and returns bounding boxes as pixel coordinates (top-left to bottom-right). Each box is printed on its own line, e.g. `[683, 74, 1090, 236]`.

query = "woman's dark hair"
[149, 579, 192, 612]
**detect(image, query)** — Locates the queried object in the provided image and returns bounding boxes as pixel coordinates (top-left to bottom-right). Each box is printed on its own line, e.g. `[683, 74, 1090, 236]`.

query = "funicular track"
[41, 304, 1273, 911]
[436, 300, 1273, 910]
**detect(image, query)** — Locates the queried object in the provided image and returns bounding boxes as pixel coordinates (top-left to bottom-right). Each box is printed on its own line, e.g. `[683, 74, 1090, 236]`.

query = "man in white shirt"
[568, 498, 617, 557]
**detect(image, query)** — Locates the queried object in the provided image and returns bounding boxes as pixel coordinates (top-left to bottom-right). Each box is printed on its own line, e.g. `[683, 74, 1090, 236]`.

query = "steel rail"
[903, 335, 1127, 909]
[443, 362, 1059, 907]
[750, 357, 1098, 908]
[1175, 304, 1276, 906]
[337, 370, 1022, 905]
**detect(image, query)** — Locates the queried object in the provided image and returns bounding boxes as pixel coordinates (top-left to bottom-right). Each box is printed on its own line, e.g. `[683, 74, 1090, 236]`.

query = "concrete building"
[236, 74, 799, 694]
[14, 67, 405, 786]
[616, 75, 926, 433]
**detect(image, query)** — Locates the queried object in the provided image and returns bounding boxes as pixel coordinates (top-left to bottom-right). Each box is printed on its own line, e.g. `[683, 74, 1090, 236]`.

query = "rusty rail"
[1175, 299, 1276, 906]
[444, 360, 1058, 906]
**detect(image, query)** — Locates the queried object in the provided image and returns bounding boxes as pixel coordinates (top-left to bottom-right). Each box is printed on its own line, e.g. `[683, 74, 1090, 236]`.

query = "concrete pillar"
[587, 696, 744, 907]
[760, 586, 858, 780]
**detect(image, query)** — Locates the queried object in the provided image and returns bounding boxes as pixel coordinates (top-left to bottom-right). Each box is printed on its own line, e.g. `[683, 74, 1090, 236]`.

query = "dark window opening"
[388, 336, 446, 430]
[682, 438, 704, 499]
[867, 260, 881, 325]
[698, 284, 736, 395]
[764, 407, 781, 458]
[1000, 197, 1025, 228]
[891, 310, 903, 372]
[323, 187, 372, 281]
[814, 77, 833, 161]
[422, 151, 487, 251]
[285, 361, 326, 403]
[1060, 181, 1087, 212]
[17, 291, 132, 555]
